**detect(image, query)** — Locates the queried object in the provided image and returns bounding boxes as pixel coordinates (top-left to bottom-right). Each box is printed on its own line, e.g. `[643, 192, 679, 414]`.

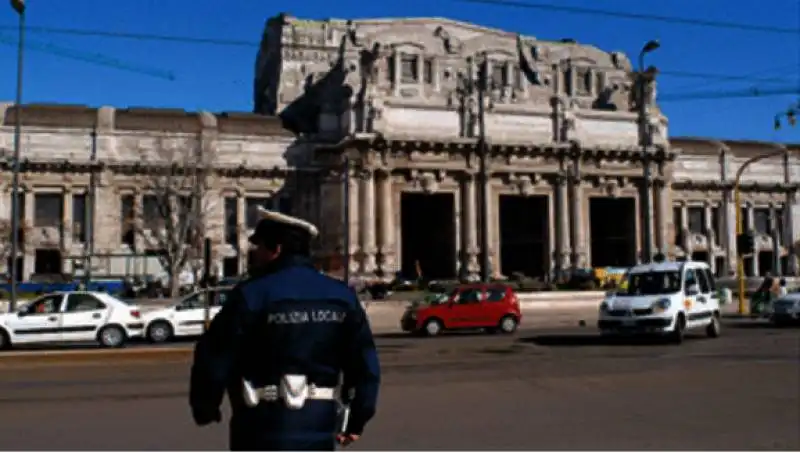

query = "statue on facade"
[516, 34, 546, 87]
[628, 68, 658, 112]
[434, 26, 464, 54]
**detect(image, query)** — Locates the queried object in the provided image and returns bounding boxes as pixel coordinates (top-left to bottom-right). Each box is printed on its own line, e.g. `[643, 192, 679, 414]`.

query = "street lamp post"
[457, 54, 493, 283]
[8, 0, 26, 313]
[733, 149, 786, 315]
[638, 39, 660, 264]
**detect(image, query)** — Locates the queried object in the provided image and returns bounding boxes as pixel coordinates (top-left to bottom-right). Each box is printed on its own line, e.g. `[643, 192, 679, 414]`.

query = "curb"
[0, 347, 192, 367]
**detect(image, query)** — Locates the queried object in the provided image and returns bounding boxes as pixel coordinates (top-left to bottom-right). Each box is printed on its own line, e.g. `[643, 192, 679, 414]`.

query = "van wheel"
[498, 315, 518, 334]
[706, 313, 721, 338]
[669, 314, 686, 344]
[98, 325, 126, 348]
[423, 319, 443, 336]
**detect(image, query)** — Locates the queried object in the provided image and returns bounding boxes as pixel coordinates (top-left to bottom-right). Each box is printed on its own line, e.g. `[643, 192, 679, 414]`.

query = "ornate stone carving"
[609, 51, 632, 71]
[433, 26, 463, 54]
[409, 169, 443, 193]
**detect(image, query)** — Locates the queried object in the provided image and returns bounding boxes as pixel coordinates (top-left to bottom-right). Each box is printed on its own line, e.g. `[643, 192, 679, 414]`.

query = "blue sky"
[0, 0, 798, 143]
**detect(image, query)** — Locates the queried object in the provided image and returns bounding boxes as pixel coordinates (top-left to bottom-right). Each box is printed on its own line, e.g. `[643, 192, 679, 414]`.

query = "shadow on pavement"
[725, 320, 797, 329]
[518, 334, 670, 347]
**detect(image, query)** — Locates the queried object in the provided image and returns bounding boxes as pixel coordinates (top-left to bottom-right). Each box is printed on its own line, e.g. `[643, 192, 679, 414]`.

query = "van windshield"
[620, 271, 682, 296]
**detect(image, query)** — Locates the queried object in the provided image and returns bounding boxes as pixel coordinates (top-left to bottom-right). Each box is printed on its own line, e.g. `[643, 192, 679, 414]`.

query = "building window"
[491, 62, 507, 87]
[34, 193, 63, 228]
[222, 256, 239, 278]
[688, 207, 704, 234]
[576, 68, 591, 96]
[423, 58, 434, 84]
[120, 194, 135, 246]
[142, 195, 160, 225]
[400, 54, 418, 83]
[72, 193, 87, 243]
[245, 197, 271, 229]
[673, 206, 683, 243]
[512, 65, 524, 90]
[774, 208, 785, 242]
[594, 72, 604, 94]
[224, 197, 238, 245]
[710, 206, 721, 245]
[564, 69, 573, 95]
[754, 208, 770, 234]
[386, 56, 395, 82]
[34, 249, 62, 275]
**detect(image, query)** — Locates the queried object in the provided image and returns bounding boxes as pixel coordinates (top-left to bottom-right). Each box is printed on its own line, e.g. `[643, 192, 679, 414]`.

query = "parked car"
[142, 286, 232, 343]
[0, 291, 144, 349]
[598, 260, 721, 343]
[400, 283, 522, 336]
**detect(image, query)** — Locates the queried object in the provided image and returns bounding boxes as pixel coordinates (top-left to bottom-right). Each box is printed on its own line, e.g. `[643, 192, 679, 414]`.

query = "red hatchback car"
[400, 284, 522, 336]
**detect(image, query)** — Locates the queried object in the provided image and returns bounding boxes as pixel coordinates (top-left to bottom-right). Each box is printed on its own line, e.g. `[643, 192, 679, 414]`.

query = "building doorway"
[498, 195, 549, 278]
[589, 197, 637, 267]
[400, 192, 457, 280]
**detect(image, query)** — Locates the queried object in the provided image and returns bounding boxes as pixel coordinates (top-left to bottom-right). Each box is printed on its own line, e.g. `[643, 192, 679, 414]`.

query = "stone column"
[62, 189, 73, 258]
[346, 169, 361, 276]
[655, 179, 669, 253]
[723, 189, 736, 274]
[377, 169, 397, 278]
[786, 191, 798, 275]
[461, 172, 479, 280]
[555, 172, 571, 274]
[746, 204, 758, 276]
[568, 173, 586, 268]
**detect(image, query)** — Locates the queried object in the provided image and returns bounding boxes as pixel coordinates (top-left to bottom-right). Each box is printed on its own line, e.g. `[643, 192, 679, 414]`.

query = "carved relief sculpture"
[434, 26, 464, 54]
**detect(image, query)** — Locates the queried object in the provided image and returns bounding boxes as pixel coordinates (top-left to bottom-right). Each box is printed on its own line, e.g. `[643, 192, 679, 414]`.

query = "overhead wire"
[455, 0, 800, 34]
[0, 23, 795, 87]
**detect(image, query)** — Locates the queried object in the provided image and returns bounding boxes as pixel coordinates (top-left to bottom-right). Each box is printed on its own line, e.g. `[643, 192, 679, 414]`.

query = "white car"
[142, 286, 233, 343]
[0, 291, 144, 349]
[598, 260, 721, 343]
[769, 292, 800, 326]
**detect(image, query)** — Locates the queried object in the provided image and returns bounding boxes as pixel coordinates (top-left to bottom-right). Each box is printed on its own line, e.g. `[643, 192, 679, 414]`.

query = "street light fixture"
[638, 39, 660, 264]
[7, 0, 26, 313]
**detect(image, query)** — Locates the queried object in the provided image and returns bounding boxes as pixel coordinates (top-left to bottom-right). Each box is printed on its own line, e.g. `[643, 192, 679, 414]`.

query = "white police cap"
[249, 206, 319, 244]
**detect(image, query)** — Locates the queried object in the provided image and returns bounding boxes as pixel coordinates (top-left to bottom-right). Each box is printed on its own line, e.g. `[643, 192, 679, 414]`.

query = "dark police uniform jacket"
[189, 255, 381, 451]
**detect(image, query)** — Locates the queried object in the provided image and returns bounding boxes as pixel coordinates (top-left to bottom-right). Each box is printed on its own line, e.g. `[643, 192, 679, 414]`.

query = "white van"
[597, 260, 721, 343]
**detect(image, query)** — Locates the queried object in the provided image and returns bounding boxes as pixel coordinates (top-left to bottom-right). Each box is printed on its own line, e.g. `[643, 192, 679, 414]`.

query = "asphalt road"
[0, 321, 797, 451]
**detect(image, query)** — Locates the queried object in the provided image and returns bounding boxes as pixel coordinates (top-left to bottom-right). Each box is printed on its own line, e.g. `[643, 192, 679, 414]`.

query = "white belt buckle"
[280, 374, 310, 410]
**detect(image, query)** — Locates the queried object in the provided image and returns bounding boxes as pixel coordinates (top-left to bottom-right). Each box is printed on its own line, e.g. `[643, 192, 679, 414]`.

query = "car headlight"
[651, 298, 671, 312]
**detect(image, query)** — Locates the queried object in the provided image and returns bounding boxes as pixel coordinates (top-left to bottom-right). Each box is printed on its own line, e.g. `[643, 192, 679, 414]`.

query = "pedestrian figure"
[189, 207, 381, 451]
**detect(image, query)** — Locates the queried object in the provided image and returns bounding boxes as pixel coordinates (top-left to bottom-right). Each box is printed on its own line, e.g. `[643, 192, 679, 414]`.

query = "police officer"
[190, 207, 381, 451]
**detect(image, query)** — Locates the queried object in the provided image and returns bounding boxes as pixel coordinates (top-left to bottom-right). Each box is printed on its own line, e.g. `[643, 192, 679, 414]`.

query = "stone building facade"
[254, 15, 800, 279]
[0, 103, 318, 281]
[0, 15, 798, 283]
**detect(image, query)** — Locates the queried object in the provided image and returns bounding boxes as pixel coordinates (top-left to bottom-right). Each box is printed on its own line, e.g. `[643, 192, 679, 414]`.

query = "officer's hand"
[336, 434, 360, 447]
[192, 406, 222, 426]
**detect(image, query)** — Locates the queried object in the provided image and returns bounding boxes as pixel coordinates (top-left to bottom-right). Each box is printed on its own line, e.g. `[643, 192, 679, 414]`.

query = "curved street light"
[638, 39, 660, 263]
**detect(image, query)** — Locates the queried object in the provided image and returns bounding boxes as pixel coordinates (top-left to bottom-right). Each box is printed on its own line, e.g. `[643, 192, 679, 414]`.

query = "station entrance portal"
[400, 192, 457, 280]
[589, 197, 637, 267]
[498, 195, 549, 278]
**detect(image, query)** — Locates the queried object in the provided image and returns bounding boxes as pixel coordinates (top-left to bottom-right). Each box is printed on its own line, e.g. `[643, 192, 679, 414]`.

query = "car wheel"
[706, 313, 721, 338]
[669, 314, 686, 344]
[498, 315, 518, 334]
[147, 321, 173, 344]
[423, 319, 443, 336]
[98, 325, 126, 348]
[0, 329, 10, 350]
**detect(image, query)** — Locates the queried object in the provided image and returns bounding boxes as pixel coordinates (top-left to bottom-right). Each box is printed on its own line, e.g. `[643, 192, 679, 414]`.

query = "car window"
[65, 293, 106, 312]
[485, 287, 506, 302]
[179, 293, 203, 309]
[696, 269, 712, 294]
[206, 290, 231, 307]
[456, 289, 483, 304]
[684, 269, 698, 290]
[25, 294, 63, 315]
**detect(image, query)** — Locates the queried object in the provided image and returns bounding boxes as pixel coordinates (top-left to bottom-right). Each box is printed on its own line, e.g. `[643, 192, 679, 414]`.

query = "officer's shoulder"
[315, 272, 361, 302]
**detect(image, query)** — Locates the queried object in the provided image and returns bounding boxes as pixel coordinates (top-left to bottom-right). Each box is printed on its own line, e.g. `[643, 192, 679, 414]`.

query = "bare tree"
[0, 217, 28, 277]
[131, 137, 220, 297]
